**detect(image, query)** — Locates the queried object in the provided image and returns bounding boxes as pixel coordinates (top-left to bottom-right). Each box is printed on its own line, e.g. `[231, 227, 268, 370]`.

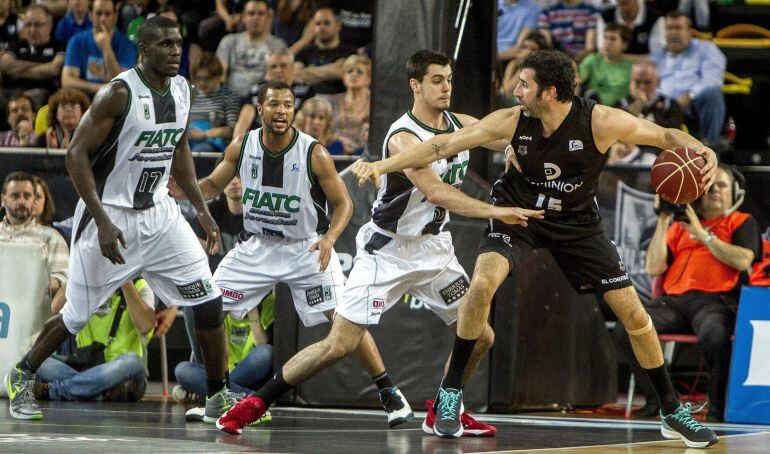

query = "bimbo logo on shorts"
[221, 287, 244, 301]
[372, 299, 385, 309]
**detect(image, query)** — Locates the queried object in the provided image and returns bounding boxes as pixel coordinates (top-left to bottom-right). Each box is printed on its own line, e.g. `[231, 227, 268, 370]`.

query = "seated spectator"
[296, 96, 343, 155]
[199, 0, 246, 53]
[188, 53, 241, 153]
[216, 0, 287, 98]
[0, 171, 68, 302]
[0, 94, 39, 147]
[615, 165, 761, 421]
[35, 279, 154, 402]
[501, 31, 549, 102]
[579, 23, 633, 106]
[617, 60, 684, 129]
[497, 0, 542, 62]
[606, 140, 656, 166]
[325, 0, 373, 49]
[0, 0, 20, 52]
[329, 54, 369, 155]
[55, 0, 92, 46]
[62, 0, 137, 95]
[650, 11, 725, 145]
[31, 176, 55, 228]
[234, 48, 315, 137]
[273, 0, 316, 53]
[538, 0, 599, 61]
[45, 87, 90, 149]
[294, 6, 357, 95]
[0, 5, 65, 106]
[598, 0, 664, 56]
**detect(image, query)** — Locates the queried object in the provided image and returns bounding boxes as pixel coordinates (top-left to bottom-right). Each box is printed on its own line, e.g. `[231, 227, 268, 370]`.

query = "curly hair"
[47, 88, 90, 128]
[519, 50, 576, 102]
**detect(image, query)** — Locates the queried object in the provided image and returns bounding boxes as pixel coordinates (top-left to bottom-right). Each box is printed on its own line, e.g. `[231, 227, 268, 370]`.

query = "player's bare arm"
[453, 113, 512, 152]
[592, 105, 718, 189]
[352, 107, 521, 188]
[65, 80, 130, 265]
[308, 142, 353, 272]
[197, 134, 244, 200]
[170, 120, 222, 256]
[392, 131, 543, 226]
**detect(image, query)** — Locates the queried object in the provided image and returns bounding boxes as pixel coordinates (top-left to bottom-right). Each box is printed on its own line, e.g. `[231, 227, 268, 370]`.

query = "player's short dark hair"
[665, 10, 692, 27]
[605, 22, 632, 44]
[257, 80, 295, 104]
[138, 15, 179, 47]
[519, 50, 576, 102]
[2, 171, 36, 194]
[406, 50, 451, 84]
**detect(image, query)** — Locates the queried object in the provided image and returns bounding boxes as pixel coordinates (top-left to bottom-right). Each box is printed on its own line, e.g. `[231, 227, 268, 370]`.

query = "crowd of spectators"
[0, 0, 373, 156]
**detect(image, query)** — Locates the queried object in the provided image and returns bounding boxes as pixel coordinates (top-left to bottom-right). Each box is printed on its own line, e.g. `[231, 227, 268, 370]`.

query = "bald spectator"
[55, 0, 92, 46]
[616, 61, 684, 129]
[0, 5, 64, 104]
[234, 47, 315, 137]
[216, 0, 287, 98]
[294, 6, 357, 94]
[650, 11, 725, 145]
[62, 0, 137, 95]
[0, 0, 20, 53]
[0, 94, 39, 147]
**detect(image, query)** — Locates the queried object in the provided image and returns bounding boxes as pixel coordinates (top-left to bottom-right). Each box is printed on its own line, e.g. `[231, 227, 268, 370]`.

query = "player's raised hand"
[494, 207, 544, 227]
[351, 160, 381, 189]
[696, 146, 718, 192]
[197, 210, 221, 256]
[308, 236, 334, 272]
[97, 220, 127, 265]
[504, 144, 522, 174]
[166, 176, 188, 200]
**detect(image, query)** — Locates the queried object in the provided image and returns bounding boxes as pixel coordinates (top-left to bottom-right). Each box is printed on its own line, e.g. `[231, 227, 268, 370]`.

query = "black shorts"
[478, 218, 632, 295]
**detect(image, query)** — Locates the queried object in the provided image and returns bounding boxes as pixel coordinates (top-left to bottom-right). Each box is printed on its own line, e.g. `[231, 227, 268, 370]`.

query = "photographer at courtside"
[615, 164, 762, 421]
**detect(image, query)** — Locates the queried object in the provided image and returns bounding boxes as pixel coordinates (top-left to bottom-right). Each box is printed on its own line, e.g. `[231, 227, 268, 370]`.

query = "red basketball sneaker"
[422, 400, 497, 437]
[216, 396, 266, 434]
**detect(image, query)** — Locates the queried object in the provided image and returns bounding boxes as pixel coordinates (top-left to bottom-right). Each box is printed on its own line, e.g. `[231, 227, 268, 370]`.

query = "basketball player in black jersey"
[352, 50, 719, 448]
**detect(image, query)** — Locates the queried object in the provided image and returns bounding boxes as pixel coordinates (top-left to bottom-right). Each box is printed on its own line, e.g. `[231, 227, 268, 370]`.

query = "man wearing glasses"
[616, 60, 684, 130]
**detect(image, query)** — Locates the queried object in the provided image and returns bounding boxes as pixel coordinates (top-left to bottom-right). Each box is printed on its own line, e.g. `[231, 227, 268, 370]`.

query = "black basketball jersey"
[493, 97, 608, 225]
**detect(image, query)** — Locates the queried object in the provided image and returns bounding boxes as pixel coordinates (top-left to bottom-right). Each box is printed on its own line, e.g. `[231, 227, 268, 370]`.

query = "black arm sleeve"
[731, 215, 762, 264]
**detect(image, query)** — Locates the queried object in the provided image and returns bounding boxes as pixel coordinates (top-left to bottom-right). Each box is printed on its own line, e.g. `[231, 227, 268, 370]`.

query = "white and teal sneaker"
[661, 403, 719, 448]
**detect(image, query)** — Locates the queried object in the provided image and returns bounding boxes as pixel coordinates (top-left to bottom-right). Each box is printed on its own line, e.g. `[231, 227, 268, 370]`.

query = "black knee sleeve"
[191, 296, 224, 330]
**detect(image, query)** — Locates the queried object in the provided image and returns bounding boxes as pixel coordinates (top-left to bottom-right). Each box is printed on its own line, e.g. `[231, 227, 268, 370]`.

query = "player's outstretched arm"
[593, 104, 718, 190]
[308, 143, 353, 272]
[66, 80, 130, 264]
[171, 128, 222, 256]
[351, 107, 520, 188]
[197, 134, 244, 200]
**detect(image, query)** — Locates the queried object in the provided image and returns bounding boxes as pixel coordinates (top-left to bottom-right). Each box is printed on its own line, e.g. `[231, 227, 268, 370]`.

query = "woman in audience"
[274, 0, 316, 53]
[329, 54, 370, 156]
[297, 97, 343, 155]
[188, 52, 242, 152]
[32, 176, 55, 227]
[45, 88, 90, 149]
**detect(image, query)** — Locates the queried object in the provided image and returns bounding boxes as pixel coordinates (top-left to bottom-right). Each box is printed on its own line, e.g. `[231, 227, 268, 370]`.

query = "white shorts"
[63, 197, 219, 333]
[336, 222, 469, 326]
[213, 232, 342, 326]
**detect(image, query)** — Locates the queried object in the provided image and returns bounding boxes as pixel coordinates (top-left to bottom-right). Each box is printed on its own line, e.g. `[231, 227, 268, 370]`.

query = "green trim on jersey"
[407, 110, 455, 135]
[384, 127, 422, 180]
[306, 140, 320, 185]
[135, 67, 171, 97]
[259, 127, 299, 158]
[115, 78, 132, 124]
[447, 112, 464, 129]
[236, 132, 249, 173]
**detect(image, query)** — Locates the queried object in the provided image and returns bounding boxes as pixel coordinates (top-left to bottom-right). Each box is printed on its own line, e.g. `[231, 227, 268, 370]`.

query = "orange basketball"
[650, 147, 706, 204]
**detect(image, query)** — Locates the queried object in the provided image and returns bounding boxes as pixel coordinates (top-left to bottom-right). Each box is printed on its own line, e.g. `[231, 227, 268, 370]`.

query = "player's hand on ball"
[504, 145, 522, 174]
[495, 207, 544, 227]
[351, 160, 381, 189]
[309, 236, 334, 272]
[197, 210, 221, 256]
[97, 220, 127, 265]
[697, 146, 718, 192]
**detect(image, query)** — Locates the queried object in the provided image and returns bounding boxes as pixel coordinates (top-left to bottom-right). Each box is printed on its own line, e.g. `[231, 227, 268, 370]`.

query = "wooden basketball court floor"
[1, 399, 769, 453]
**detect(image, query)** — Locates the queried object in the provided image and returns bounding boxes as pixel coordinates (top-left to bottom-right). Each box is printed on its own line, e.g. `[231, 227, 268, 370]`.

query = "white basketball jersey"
[92, 68, 191, 210]
[371, 110, 469, 238]
[238, 128, 329, 240]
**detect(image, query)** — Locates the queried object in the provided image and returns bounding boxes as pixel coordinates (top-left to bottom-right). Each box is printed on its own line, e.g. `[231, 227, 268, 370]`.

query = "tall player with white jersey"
[216, 50, 543, 436]
[179, 80, 415, 427]
[5, 17, 236, 423]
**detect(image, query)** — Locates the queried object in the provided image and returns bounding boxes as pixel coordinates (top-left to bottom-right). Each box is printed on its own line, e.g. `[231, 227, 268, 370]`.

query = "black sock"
[206, 377, 226, 398]
[17, 354, 36, 373]
[442, 335, 477, 390]
[644, 364, 680, 415]
[372, 372, 393, 392]
[253, 369, 293, 408]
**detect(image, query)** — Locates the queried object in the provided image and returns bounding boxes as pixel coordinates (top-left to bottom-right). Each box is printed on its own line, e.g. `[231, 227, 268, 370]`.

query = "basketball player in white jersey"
[216, 50, 543, 435]
[5, 17, 236, 422]
[171, 80, 415, 427]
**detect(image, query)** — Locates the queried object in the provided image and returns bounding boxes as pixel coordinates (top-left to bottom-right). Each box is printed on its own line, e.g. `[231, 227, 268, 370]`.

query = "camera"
[655, 198, 689, 222]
